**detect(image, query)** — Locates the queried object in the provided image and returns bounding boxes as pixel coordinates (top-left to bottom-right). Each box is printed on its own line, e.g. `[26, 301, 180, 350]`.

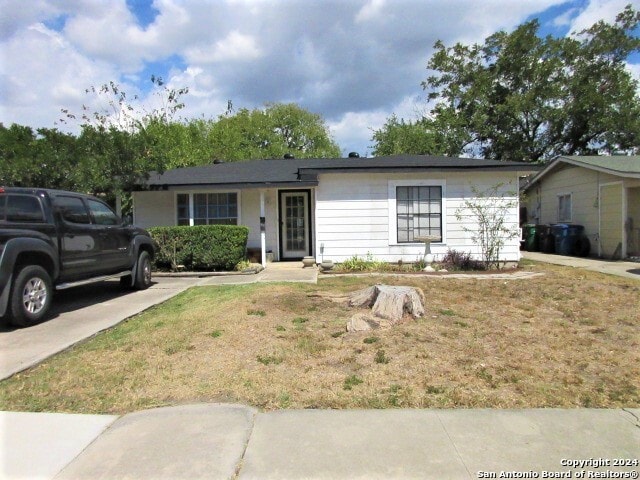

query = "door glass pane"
[87, 199, 119, 225]
[54, 196, 90, 224]
[285, 194, 306, 251]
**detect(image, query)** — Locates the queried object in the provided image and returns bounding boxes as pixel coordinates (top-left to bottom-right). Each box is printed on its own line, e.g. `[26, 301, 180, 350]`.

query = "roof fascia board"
[524, 156, 640, 190]
[558, 156, 640, 178]
[299, 166, 537, 175]
[145, 181, 318, 190]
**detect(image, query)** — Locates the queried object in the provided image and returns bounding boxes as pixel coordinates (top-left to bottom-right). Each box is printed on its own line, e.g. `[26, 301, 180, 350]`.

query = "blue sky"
[1, 0, 637, 156]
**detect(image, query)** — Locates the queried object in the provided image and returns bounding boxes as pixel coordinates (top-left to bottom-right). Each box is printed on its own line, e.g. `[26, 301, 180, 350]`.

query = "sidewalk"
[522, 251, 640, 280]
[2, 404, 638, 480]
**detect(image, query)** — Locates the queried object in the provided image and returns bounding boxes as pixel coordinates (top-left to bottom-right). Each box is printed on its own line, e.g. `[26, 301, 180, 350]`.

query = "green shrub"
[339, 253, 387, 272]
[149, 225, 249, 271]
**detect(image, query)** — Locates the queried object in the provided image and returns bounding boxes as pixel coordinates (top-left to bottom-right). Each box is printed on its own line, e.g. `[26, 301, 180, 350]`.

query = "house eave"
[523, 156, 640, 191]
[300, 165, 538, 176]
[141, 181, 319, 191]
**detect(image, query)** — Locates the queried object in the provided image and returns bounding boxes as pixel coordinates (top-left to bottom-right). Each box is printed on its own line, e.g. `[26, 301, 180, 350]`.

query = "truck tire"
[133, 250, 152, 290]
[9, 265, 53, 327]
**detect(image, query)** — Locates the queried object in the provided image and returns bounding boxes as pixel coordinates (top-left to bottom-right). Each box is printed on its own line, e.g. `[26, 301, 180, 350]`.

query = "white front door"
[280, 191, 310, 259]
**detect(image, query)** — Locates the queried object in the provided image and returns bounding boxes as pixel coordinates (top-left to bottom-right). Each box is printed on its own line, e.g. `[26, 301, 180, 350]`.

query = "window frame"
[388, 180, 446, 245]
[175, 190, 241, 226]
[557, 193, 572, 223]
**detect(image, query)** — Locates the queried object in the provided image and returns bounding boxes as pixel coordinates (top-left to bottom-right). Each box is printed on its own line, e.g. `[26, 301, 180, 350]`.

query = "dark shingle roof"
[140, 155, 539, 189]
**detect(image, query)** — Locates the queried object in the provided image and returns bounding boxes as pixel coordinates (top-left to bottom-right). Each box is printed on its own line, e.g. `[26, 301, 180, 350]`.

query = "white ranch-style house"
[131, 155, 537, 266]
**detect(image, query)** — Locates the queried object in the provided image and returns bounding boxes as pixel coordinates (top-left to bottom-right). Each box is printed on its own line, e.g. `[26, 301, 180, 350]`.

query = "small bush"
[338, 253, 387, 272]
[440, 249, 486, 271]
[149, 225, 249, 272]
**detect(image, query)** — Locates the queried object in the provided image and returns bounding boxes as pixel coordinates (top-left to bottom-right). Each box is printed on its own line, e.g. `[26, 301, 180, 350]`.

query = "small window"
[5, 195, 45, 223]
[87, 199, 120, 225]
[54, 196, 90, 224]
[558, 194, 572, 222]
[0, 195, 6, 220]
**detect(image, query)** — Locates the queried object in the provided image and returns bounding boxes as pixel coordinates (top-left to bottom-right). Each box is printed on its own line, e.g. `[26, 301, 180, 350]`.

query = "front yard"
[0, 262, 638, 413]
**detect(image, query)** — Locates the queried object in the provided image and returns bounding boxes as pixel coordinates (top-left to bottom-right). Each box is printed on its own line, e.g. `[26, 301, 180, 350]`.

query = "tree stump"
[346, 285, 425, 331]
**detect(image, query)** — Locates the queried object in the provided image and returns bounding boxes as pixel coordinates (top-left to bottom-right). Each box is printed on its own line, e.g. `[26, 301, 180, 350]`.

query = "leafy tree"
[371, 115, 442, 156]
[0, 124, 81, 190]
[422, 5, 640, 161]
[207, 103, 341, 161]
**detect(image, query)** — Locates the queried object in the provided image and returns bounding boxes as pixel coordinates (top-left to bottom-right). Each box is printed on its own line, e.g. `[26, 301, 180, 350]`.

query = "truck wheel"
[133, 251, 152, 290]
[10, 265, 53, 327]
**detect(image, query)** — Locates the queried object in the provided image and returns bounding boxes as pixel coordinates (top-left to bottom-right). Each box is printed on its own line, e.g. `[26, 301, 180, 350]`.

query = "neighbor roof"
[139, 155, 539, 190]
[523, 155, 640, 190]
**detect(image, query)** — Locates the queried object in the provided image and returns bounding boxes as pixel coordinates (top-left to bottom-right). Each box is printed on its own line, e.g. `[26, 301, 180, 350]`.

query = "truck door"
[52, 195, 103, 281]
[85, 198, 131, 271]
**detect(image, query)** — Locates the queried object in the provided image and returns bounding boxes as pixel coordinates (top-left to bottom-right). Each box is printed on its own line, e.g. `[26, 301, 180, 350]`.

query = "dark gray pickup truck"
[0, 187, 155, 327]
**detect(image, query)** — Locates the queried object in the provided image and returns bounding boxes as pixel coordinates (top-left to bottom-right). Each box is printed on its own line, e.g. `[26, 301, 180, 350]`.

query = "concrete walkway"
[522, 251, 640, 280]
[202, 261, 319, 285]
[2, 404, 638, 480]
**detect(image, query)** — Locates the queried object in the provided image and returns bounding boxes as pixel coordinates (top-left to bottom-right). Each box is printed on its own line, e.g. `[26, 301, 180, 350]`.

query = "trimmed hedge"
[149, 225, 249, 271]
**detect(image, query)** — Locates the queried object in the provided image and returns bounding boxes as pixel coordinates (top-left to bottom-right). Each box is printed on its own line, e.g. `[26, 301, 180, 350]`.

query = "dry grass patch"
[0, 262, 638, 414]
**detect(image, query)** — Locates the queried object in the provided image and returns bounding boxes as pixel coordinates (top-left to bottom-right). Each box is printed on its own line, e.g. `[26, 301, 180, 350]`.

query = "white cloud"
[566, 0, 631, 33]
[355, 0, 386, 23]
[0, 22, 120, 130]
[184, 31, 262, 64]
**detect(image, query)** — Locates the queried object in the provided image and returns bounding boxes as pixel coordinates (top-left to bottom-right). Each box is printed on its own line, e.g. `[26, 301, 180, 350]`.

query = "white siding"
[132, 191, 175, 228]
[315, 172, 520, 263]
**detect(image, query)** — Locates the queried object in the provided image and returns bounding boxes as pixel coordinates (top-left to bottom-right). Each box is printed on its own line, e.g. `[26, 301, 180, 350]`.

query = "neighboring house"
[131, 155, 536, 265]
[523, 155, 640, 259]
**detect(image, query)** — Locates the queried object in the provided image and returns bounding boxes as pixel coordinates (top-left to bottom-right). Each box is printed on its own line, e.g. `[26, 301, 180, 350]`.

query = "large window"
[177, 192, 239, 226]
[558, 193, 572, 222]
[396, 186, 442, 243]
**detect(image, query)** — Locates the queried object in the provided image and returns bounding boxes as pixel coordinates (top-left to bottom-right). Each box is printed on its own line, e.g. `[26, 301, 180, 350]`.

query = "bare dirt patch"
[0, 262, 638, 414]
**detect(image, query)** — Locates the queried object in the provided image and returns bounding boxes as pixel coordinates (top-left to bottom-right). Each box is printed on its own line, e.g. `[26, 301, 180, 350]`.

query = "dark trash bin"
[551, 224, 590, 256]
[522, 224, 539, 251]
[538, 225, 555, 254]
[551, 224, 570, 255]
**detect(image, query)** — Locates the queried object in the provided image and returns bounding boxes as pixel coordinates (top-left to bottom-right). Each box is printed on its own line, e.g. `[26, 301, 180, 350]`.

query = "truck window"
[0, 195, 6, 220]
[87, 199, 120, 226]
[54, 196, 91, 224]
[5, 195, 45, 223]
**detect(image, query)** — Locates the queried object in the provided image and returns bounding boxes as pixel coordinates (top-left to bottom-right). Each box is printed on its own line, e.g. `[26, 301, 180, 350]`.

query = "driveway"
[0, 277, 203, 380]
[522, 251, 640, 280]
